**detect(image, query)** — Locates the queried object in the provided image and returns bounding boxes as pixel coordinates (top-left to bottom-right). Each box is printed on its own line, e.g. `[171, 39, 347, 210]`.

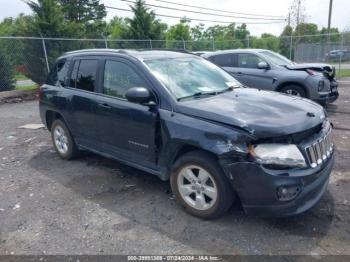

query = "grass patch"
[15, 84, 38, 91]
[14, 73, 29, 81]
[336, 69, 350, 78]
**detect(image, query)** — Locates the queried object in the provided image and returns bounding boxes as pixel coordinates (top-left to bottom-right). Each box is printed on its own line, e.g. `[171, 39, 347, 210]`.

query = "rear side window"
[211, 54, 232, 67]
[103, 60, 147, 98]
[72, 59, 99, 92]
[47, 59, 70, 86]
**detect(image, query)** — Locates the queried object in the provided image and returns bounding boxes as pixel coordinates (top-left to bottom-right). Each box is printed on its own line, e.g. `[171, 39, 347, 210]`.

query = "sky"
[1, 0, 350, 36]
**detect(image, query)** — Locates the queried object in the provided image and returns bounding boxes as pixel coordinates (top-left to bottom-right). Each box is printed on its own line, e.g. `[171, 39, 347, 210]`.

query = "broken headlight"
[248, 144, 306, 168]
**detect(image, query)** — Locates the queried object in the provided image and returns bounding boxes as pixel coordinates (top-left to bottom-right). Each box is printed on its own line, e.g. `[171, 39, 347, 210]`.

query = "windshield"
[144, 57, 241, 100]
[260, 50, 294, 66]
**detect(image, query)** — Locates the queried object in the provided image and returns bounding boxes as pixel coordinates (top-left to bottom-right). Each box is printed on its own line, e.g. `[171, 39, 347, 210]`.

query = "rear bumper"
[221, 153, 334, 217]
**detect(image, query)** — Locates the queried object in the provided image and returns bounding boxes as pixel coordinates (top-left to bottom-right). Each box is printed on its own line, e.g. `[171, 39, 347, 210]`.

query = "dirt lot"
[0, 84, 349, 256]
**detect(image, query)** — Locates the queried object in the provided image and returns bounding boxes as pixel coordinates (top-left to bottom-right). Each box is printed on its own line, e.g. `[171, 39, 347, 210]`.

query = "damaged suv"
[40, 49, 335, 219]
[203, 49, 339, 105]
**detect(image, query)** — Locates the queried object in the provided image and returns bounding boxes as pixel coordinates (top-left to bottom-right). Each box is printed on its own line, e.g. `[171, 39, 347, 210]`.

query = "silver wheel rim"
[53, 125, 69, 155]
[177, 165, 218, 211]
[285, 89, 301, 97]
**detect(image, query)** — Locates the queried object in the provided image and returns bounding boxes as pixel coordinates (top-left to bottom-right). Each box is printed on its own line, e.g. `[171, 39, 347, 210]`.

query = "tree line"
[0, 0, 345, 90]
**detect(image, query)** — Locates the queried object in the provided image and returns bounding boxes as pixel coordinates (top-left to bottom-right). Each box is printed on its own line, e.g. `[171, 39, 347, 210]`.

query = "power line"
[105, 6, 287, 24]
[119, 0, 286, 21]
[152, 0, 285, 18]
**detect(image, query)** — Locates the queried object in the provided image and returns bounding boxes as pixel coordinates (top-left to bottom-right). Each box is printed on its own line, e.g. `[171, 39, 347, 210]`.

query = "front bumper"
[316, 81, 339, 104]
[221, 153, 334, 217]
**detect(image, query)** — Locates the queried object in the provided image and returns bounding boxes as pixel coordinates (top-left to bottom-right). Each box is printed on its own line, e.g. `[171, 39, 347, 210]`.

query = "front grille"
[304, 128, 334, 168]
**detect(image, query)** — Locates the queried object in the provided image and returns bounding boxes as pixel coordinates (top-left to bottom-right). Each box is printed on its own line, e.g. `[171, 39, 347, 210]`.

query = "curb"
[0, 89, 39, 105]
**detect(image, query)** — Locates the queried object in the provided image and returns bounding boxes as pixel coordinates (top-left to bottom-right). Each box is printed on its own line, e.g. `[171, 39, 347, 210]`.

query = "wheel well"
[276, 82, 309, 98]
[172, 144, 218, 164]
[45, 110, 63, 131]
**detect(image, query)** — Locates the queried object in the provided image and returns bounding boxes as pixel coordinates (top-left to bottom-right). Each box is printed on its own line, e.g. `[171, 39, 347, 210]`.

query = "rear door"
[66, 57, 101, 148]
[93, 57, 158, 169]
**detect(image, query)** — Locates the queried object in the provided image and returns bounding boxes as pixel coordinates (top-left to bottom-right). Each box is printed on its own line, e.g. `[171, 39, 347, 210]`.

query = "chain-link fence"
[1, 33, 350, 91]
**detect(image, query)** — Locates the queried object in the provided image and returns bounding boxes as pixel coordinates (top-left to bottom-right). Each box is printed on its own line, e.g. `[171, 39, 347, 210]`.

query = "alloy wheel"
[53, 125, 69, 155]
[177, 165, 218, 211]
[284, 89, 301, 96]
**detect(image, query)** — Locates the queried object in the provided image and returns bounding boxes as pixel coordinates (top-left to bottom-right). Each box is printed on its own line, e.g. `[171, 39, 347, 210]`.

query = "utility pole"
[287, 12, 291, 27]
[327, 0, 333, 43]
[296, 0, 301, 28]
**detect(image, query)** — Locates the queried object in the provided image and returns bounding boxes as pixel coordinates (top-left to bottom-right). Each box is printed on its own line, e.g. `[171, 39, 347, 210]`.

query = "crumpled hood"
[176, 88, 325, 139]
[286, 63, 335, 80]
[286, 63, 333, 71]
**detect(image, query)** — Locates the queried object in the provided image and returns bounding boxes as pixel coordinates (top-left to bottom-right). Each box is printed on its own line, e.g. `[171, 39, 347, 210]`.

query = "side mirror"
[258, 61, 270, 70]
[125, 87, 155, 105]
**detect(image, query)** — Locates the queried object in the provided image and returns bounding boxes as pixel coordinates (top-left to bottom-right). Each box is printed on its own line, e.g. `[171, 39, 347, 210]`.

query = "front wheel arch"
[276, 82, 309, 98]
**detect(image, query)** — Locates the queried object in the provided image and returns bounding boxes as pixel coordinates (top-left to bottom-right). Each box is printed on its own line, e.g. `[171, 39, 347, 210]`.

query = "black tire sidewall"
[51, 119, 76, 160]
[170, 151, 234, 219]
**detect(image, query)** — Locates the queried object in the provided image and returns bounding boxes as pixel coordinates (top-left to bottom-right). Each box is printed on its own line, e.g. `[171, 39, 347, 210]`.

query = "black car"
[39, 49, 335, 219]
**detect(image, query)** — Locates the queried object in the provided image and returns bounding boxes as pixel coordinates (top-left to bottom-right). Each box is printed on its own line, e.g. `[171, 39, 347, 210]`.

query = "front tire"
[170, 151, 235, 219]
[280, 85, 306, 98]
[51, 119, 79, 160]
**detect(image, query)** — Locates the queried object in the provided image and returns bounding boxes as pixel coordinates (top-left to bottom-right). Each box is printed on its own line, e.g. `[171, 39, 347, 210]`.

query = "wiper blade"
[177, 91, 218, 101]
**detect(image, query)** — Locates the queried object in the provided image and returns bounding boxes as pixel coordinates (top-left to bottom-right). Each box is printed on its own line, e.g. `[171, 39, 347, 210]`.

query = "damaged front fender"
[157, 109, 254, 179]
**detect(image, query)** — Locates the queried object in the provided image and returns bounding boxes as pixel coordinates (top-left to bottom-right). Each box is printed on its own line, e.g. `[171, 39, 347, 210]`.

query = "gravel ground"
[0, 85, 349, 256]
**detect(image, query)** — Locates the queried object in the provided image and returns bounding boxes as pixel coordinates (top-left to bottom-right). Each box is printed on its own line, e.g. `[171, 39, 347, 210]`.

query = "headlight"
[249, 144, 306, 168]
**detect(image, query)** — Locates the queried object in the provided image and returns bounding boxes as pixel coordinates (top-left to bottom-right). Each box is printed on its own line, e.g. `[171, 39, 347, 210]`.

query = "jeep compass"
[39, 49, 334, 219]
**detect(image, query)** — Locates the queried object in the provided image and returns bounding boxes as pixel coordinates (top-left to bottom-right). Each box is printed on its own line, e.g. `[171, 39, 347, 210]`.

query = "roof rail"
[136, 48, 191, 54]
[64, 48, 132, 55]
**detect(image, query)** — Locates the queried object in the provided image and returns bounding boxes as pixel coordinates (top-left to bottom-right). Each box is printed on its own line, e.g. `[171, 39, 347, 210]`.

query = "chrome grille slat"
[304, 127, 333, 168]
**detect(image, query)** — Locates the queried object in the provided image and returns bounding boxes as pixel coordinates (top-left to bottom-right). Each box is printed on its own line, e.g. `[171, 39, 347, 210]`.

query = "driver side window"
[237, 53, 264, 69]
[103, 60, 147, 98]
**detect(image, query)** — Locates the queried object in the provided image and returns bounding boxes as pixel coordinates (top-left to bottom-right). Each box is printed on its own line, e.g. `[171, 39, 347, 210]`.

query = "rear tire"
[170, 151, 235, 219]
[280, 85, 306, 98]
[51, 119, 79, 160]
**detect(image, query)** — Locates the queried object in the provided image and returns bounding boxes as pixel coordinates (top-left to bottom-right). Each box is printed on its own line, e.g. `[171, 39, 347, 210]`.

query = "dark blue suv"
[39, 49, 335, 219]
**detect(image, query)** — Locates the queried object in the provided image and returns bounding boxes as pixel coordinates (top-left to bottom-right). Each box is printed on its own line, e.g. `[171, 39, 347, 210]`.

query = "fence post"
[212, 37, 215, 51]
[149, 39, 152, 49]
[247, 36, 250, 48]
[41, 38, 50, 73]
[182, 38, 186, 50]
[289, 35, 293, 60]
[339, 33, 344, 73]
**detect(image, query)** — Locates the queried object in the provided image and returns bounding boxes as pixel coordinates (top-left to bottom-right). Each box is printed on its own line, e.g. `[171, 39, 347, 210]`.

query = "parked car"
[40, 49, 334, 219]
[325, 49, 350, 62]
[202, 49, 339, 105]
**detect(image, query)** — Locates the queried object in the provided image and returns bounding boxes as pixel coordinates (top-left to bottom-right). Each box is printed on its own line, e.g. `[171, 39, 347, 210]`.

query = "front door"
[233, 53, 275, 90]
[94, 58, 158, 169]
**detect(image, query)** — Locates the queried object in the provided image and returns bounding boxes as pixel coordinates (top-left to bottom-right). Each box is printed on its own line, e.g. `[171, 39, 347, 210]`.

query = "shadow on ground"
[28, 148, 335, 254]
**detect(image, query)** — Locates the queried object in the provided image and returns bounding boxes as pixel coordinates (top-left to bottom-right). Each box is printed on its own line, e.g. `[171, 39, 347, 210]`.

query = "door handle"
[237, 72, 243, 75]
[98, 103, 112, 109]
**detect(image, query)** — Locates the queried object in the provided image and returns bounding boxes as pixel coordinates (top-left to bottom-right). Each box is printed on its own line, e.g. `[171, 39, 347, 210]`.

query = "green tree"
[58, 0, 107, 37]
[294, 23, 319, 43]
[166, 18, 191, 49]
[0, 51, 15, 91]
[251, 33, 280, 51]
[279, 25, 293, 58]
[319, 27, 340, 43]
[20, 0, 83, 83]
[107, 17, 129, 39]
[126, 0, 167, 41]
